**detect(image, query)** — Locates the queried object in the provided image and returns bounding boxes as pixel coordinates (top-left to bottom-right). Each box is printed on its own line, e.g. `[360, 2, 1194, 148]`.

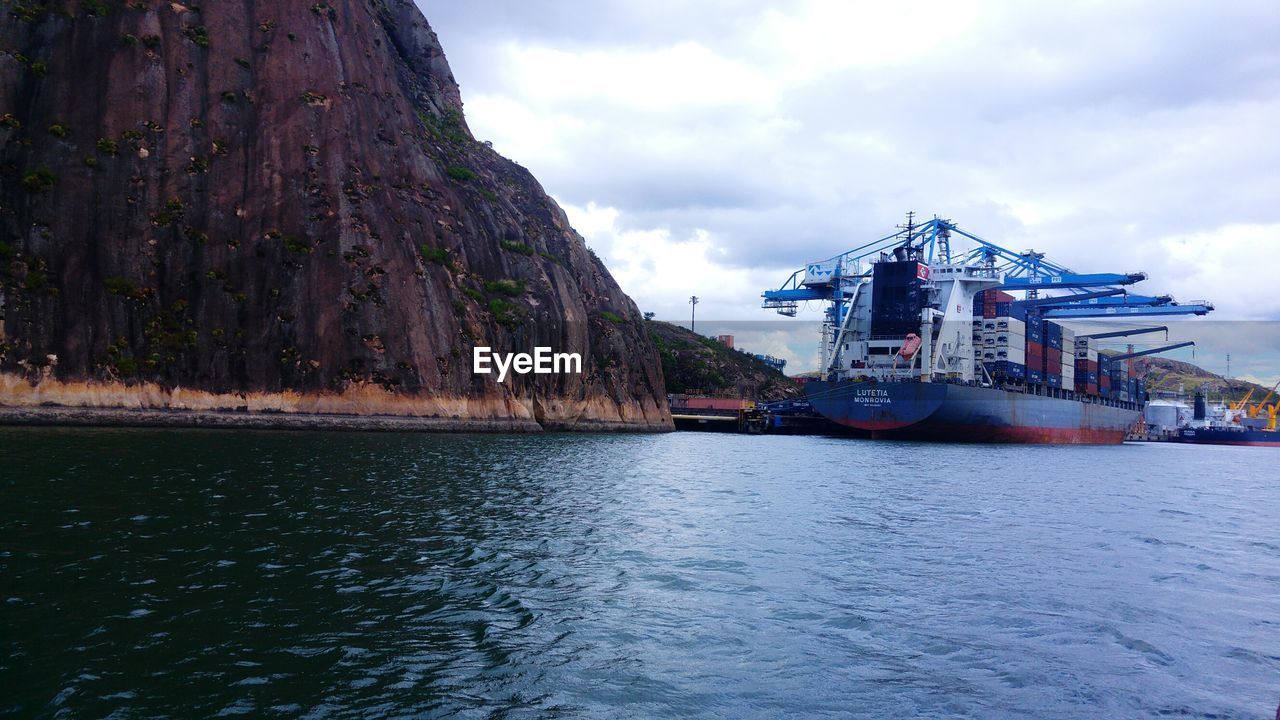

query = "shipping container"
[998, 318, 1027, 335]
[1025, 317, 1044, 340]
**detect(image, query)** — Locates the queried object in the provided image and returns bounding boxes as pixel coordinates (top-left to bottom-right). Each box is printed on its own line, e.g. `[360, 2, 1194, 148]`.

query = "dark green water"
[1, 428, 1277, 718]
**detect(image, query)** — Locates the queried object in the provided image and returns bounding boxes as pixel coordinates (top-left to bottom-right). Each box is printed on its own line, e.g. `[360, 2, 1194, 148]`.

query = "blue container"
[1046, 321, 1063, 340]
[1027, 368, 1044, 385]
[1006, 303, 1028, 321]
[1046, 373, 1062, 388]
[995, 302, 1010, 317]
[1026, 320, 1044, 344]
[996, 361, 1026, 379]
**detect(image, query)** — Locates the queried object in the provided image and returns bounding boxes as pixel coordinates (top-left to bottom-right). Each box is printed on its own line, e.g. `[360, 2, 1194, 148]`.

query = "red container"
[1045, 347, 1062, 371]
[1025, 340, 1044, 365]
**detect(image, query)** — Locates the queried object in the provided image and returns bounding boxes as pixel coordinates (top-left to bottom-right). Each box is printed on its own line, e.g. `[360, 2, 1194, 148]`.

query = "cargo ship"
[1175, 391, 1280, 447]
[1177, 427, 1280, 447]
[762, 217, 1212, 444]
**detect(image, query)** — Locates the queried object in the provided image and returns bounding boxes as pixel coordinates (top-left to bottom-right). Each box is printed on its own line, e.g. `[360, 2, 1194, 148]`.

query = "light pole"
[689, 296, 699, 334]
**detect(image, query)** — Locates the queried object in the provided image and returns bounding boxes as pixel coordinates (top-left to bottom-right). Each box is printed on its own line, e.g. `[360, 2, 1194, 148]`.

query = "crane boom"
[1249, 380, 1280, 418]
[1079, 326, 1168, 340]
[1107, 341, 1195, 362]
[1231, 389, 1255, 412]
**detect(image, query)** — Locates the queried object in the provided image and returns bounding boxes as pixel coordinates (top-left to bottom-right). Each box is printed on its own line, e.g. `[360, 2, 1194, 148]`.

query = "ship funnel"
[893, 246, 908, 262]
[1194, 391, 1207, 421]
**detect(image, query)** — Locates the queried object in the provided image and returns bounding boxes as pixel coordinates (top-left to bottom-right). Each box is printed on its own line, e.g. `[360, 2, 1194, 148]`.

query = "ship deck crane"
[1248, 380, 1280, 418]
[1232, 389, 1256, 413]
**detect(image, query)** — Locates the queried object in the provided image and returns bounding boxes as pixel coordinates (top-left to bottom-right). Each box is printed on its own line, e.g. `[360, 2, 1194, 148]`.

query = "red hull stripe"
[828, 419, 1126, 445]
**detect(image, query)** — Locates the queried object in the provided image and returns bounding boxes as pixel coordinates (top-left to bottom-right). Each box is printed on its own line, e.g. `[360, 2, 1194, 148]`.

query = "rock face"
[0, 0, 671, 431]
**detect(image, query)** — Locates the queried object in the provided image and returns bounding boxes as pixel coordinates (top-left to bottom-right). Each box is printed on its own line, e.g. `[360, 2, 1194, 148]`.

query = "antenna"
[689, 295, 699, 334]
[896, 211, 917, 252]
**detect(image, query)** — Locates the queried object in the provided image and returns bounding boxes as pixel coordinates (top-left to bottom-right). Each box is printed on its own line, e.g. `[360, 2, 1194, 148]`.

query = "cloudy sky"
[422, 1, 1280, 380]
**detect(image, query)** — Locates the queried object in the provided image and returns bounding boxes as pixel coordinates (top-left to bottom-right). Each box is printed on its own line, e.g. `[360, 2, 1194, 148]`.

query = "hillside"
[1137, 357, 1271, 402]
[647, 321, 801, 402]
[0, 0, 670, 431]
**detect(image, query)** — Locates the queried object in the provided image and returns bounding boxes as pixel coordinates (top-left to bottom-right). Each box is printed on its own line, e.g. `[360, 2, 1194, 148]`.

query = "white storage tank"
[1145, 400, 1191, 432]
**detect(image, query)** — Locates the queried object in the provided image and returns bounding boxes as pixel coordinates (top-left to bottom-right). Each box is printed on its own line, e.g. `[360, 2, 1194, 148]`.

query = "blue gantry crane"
[762, 216, 1214, 321]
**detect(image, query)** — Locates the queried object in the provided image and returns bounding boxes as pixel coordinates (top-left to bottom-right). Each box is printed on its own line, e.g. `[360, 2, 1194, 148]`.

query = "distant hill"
[1136, 357, 1272, 402]
[647, 322, 801, 401]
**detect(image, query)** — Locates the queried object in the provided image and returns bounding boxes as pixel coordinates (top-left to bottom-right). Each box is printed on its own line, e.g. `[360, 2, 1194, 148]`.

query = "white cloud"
[426, 0, 1280, 365]
[561, 202, 769, 321]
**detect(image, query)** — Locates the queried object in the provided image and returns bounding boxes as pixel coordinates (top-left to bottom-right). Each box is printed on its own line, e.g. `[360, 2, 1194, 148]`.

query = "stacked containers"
[1044, 321, 1063, 388]
[1074, 337, 1100, 395]
[991, 302, 1027, 380]
[1099, 354, 1112, 396]
[978, 289, 1016, 319]
[975, 290, 1020, 380]
[1108, 358, 1130, 401]
[1025, 315, 1045, 385]
[1060, 326, 1075, 390]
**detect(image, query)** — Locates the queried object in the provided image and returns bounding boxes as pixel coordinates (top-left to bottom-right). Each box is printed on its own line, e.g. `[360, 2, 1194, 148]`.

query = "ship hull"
[1176, 427, 1280, 447]
[805, 381, 1140, 444]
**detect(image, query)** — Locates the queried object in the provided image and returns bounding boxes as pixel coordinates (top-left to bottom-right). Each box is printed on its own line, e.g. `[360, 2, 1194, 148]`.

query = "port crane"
[1248, 380, 1280, 419]
[763, 216, 1214, 376]
[1109, 342, 1196, 362]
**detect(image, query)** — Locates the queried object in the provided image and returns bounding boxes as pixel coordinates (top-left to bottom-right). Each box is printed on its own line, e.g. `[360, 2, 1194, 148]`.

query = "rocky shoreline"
[0, 406, 671, 434]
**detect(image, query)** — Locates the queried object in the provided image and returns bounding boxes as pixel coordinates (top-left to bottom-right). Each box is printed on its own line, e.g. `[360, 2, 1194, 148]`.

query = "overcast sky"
[422, 1, 1280, 380]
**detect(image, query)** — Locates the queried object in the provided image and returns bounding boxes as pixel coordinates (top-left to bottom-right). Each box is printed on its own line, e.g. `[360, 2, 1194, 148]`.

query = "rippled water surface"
[2, 428, 1278, 718]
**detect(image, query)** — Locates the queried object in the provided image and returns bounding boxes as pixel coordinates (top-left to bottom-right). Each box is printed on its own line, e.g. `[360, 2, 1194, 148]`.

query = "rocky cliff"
[0, 0, 671, 431]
